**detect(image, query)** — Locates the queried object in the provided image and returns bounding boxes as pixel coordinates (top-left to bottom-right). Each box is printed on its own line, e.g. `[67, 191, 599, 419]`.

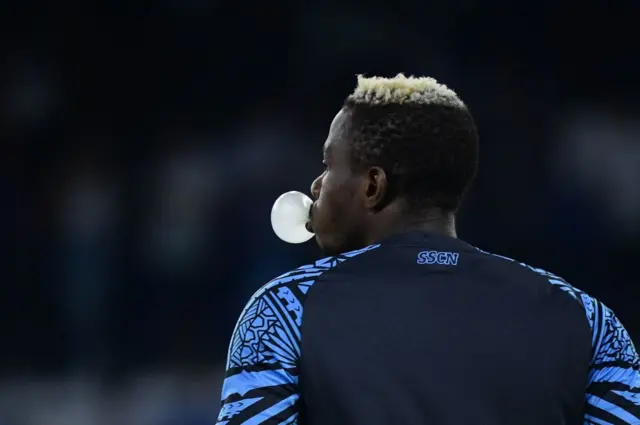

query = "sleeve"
[584, 301, 640, 425]
[216, 289, 302, 425]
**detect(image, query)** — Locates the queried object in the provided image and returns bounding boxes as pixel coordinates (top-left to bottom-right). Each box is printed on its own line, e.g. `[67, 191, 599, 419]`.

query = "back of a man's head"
[343, 74, 479, 212]
[308, 74, 480, 254]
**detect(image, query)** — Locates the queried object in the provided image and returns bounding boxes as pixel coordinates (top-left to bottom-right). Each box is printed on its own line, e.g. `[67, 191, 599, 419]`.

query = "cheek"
[318, 173, 360, 217]
[318, 172, 343, 204]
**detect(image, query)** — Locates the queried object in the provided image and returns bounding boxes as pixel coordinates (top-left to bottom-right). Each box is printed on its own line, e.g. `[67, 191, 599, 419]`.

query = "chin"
[316, 233, 363, 257]
[315, 234, 342, 257]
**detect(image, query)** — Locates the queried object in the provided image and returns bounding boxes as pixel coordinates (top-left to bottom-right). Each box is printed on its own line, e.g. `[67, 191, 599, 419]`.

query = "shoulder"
[475, 246, 597, 321]
[589, 300, 639, 367]
[226, 244, 381, 369]
[474, 247, 639, 365]
[254, 243, 382, 297]
[475, 247, 588, 299]
[246, 242, 382, 313]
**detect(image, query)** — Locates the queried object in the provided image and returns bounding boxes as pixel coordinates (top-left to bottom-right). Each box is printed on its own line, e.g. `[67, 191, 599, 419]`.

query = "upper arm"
[216, 282, 309, 425]
[584, 299, 640, 425]
[215, 249, 378, 424]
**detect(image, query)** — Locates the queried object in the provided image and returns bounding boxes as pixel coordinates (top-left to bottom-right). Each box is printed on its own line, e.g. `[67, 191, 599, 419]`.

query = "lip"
[305, 203, 314, 232]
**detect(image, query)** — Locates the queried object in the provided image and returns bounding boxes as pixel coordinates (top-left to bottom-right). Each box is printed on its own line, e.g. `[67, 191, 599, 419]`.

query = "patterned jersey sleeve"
[215, 248, 379, 425]
[584, 298, 640, 425]
[215, 263, 326, 425]
[216, 288, 302, 425]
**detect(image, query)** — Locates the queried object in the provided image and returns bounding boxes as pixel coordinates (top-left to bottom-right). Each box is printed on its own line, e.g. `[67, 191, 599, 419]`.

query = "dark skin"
[308, 108, 457, 256]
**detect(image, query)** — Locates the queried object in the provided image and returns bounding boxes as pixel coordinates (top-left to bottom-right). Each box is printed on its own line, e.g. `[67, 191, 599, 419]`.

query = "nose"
[310, 174, 322, 200]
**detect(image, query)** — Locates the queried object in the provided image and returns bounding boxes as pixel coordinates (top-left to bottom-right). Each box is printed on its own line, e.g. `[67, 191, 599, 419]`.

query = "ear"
[364, 166, 388, 210]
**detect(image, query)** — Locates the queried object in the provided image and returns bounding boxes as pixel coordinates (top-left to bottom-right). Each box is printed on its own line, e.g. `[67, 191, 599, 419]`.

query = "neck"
[364, 202, 457, 245]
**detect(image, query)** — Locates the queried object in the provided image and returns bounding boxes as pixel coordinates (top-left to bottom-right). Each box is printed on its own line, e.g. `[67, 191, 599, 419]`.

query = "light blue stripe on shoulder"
[588, 365, 637, 385]
[587, 395, 640, 424]
[295, 266, 328, 272]
[279, 413, 298, 425]
[222, 369, 298, 400]
[218, 397, 263, 422]
[297, 281, 313, 294]
[241, 394, 299, 425]
[269, 272, 324, 286]
[245, 272, 324, 308]
[313, 243, 381, 267]
[612, 390, 640, 404]
[583, 414, 611, 425]
[342, 243, 381, 257]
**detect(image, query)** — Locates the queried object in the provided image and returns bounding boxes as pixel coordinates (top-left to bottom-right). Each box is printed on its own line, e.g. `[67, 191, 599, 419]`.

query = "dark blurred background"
[2, 0, 639, 423]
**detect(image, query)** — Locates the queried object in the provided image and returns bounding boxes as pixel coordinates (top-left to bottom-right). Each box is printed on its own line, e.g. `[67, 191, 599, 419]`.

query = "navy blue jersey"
[216, 232, 640, 425]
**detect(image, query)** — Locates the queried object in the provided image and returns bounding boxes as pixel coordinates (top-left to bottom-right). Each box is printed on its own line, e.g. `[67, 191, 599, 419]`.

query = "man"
[216, 74, 640, 425]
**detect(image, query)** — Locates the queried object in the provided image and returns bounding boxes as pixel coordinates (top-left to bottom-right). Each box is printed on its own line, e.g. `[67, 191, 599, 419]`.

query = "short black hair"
[342, 75, 479, 212]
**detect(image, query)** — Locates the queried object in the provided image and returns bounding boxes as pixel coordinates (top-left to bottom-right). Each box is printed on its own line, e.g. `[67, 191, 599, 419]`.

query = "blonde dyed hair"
[347, 73, 465, 108]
